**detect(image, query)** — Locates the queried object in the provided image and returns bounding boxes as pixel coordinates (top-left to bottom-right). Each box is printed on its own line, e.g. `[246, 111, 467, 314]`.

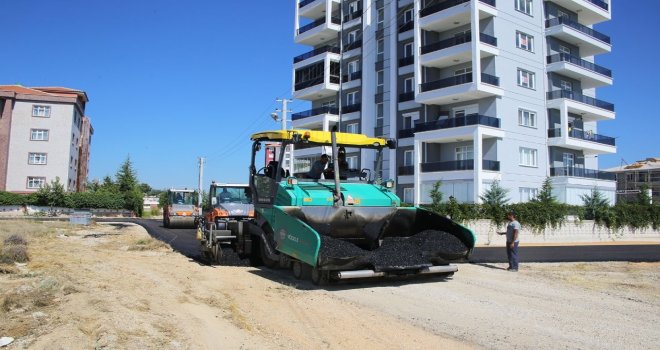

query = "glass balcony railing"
[481, 73, 500, 86]
[545, 17, 611, 44]
[585, 0, 609, 11]
[299, 0, 317, 8]
[291, 106, 339, 121]
[398, 128, 415, 138]
[547, 128, 616, 146]
[479, 33, 497, 46]
[343, 39, 362, 51]
[483, 160, 500, 171]
[293, 46, 340, 63]
[547, 90, 614, 111]
[421, 159, 499, 172]
[295, 76, 324, 91]
[420, 0, 470, 18]
[547, 53, 612, 77]
[342, 103, 361, 114]
[399, 91, 414, 102]
[550, 167, 615, 180]
[342, 71, 362, 82]
[399, 56, 414, 67]
[421, 32, 471, 54]
[398, 21, 414, 33]
[415, 114, 500, 132]
[398, 166, 414, 176]
[298, 17, 341, 35]
[344, 8, 363, 22]
[420, 73, 472, 92]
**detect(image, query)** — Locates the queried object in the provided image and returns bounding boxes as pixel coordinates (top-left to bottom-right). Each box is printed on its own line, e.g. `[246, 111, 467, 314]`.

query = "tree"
[116, 156, 139, 193]
[638, 184, 652, 206]
[534, 177, 556, 204]
[580, 187, 610, 220]
[429, 181, 443, 213]
[139, 183, 153, 195]
[99, 176, 118, 193]
[480, 180, 509, 228]
[35, 177, 66, 207]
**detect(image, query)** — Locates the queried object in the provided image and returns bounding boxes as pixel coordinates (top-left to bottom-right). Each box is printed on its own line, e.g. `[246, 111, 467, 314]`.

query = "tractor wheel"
[311, 268, 329, 286]
[292, 261, 304, 280]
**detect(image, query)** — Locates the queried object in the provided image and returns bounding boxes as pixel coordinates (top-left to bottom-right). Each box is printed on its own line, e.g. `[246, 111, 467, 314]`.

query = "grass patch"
[128, 238, 168, 251]
[4, 234, 28, 246]
[1, 244, 30, 263]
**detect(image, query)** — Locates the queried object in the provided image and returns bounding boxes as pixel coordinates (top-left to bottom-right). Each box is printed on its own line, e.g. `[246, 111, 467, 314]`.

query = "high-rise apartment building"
[0, 85, 93, 193]
[291, 0, 615, 205]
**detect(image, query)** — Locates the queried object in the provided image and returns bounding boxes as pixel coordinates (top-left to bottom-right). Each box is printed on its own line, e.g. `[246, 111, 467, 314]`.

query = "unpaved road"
[1, 221, 658, 349]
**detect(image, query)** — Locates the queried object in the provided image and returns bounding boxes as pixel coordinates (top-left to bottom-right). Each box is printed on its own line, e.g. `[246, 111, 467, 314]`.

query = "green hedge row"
[0, 191, 124, 209]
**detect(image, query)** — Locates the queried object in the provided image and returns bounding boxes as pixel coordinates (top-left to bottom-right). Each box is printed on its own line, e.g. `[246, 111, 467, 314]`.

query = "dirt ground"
[0, 221, 658, 349]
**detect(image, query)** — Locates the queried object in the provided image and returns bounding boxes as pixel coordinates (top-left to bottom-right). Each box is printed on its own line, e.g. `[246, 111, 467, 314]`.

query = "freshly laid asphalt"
[97, 218, 660, 263]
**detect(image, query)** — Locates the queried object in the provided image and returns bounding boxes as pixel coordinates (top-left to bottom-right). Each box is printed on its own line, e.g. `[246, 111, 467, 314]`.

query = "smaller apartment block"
[607, 158, 660, 204]
[0, 85, 93, 193]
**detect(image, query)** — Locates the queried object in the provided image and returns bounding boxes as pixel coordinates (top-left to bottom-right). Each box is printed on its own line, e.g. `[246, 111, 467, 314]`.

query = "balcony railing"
[547, 128, 616, 146]
[481, 73, 499, 86]
[343, 71, 362, 82]
[421, 32, 471, 54]
[293, 46, 340, 63]
[479, 33, 497, 46]
[398, 128, 415, 138]
[299, 0, 316, 8]
[550, 167, 615, 181]
[545, 17, 611, 44]
[295, 76, 324, 91]
[298, 17, 341, 35]
[399, 91, 414, 102]
[420, 73, 471, 92]
[479, 0, 496, 6]
[398, 166, 414, 176]
[421, 159, 473, 172]
[344, 39, 362, 51]
[415, 114, 500, 132]
[399, 55, 414, 67]
[342, 103, 361, 114]
[547, 90, 614, 111]
[344, 8, 363, 22]
[291, 106, 339, 121]
[398, 21, 414, 33]
[585, 0, 609, 11]
[420, 0, 470, 18]
[547, 53, 612, 77]
[483, 160, 500, 171]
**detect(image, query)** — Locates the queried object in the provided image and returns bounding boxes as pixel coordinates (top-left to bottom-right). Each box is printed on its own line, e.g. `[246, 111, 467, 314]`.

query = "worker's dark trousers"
[506, 241, 519, 270]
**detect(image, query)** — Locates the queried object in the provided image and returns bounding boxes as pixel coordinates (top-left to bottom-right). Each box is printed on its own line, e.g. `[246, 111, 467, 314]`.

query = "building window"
[28, 153, 47, 165]
[518, 109, 536, 128]
[560, 80, 573, 92]
[403, 188, 414, 203]
[32, 105, 51, 118]
[377, 70, 384, 87]
[519, 147, 538, 167]
[559, 44, 571, 54]
[404, 150, 414, 166]
[348, 30, 359, 44]
[377, 8, 384, 24]
[27, 177, 46, 189]
[348, 1, 359, 14]
[348, 60, 359, 77]
[403, 77, 414, 93]
[403, 9, 413, 23]
[346, 122, 359, 134]
[346, 156, 358, 169]
[376, 103, 384, 118]
[519, 187, 538, 202]
[403, 115, 413, 130]
[517, 68, 535, 89]
[516, 31, 534, 52]
[30, 129, 49, 141]
[455, 67, 472, 76]
[404, 42, 413, 57]
[455, 146, 474, 161]
[515, 0, 533, 16]
[346, 91, 358, 105]
[377, 39, 384, 55]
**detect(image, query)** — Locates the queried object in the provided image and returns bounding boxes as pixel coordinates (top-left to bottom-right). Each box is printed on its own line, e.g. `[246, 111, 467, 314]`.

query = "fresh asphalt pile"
[318, 229, 468, 271]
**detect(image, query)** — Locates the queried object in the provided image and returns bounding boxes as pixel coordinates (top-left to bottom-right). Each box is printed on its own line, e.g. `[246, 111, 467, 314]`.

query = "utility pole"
[197, 157, 204, 216]
[275, 98, 293, 175]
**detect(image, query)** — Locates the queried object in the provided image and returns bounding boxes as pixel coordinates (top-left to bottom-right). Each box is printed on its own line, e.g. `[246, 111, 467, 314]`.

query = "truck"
[162, 188, 198, 228]
[229, 129, 476, 285]
[198, 182, 254, 263]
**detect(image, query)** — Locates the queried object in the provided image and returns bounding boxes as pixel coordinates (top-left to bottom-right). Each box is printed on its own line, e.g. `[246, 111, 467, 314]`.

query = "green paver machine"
[235, 129, 475, 284]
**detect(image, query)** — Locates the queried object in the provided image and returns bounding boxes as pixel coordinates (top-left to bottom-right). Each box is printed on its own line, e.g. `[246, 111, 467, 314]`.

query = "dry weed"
[127, 238, 168, 251]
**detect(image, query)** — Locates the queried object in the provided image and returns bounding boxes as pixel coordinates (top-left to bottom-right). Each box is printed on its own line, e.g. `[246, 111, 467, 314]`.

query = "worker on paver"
[307, 154, 329, 179]
[498, 210, 521, 271]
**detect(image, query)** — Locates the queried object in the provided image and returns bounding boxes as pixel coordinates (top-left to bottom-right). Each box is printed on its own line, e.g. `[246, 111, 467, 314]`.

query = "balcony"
[398, 128, 415, 139]
[293, 74, 340, 100]
[343, 39, 362, 52]
[421, 159, 499, 172]
[342, 71, 362, 83]
[545, 0, 610, 25]
[342, 103, 361, 114]
[417, 72, 503, 105]
[546, 90, 614, 121]
[295, 16, 341, 46]
[550, 167, 615, 181]
[398, 21, 414, 33]
[293, 46, 340, 64]
[546, 53, 612, 88]
[299, 0, 340, 19]
[419, 34, 472, 69]
[291, 106, 339, 129]
[343, 8, 363, 22]
[399, 56, 414, 67]
[399, 91, 414, 102]
[547, 128, 616, 154]
[545, 17, 611, 56]
[415, 114, 500, 133]
[419, 0, 496, 32]
[399, 165, 414, 176]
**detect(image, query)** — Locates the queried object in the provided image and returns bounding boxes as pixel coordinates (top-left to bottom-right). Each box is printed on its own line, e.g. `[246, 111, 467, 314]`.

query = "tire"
[311, 268, 329, 286]
[292, 261, 304, 280]
[260, 236, 279, 269]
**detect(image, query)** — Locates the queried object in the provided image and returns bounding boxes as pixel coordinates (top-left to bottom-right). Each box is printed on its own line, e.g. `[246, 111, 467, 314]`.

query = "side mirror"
[211, 197, 217, 206]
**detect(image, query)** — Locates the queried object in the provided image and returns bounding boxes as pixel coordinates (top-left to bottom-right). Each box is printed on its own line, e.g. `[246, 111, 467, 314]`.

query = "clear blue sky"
[1, 1, 657, 189]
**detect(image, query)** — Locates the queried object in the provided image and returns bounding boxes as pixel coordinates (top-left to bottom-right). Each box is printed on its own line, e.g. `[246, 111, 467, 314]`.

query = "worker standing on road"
[498, 211, 521, 271]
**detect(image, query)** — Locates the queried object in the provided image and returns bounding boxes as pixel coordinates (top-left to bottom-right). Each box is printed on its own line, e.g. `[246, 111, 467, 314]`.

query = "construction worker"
[307, 154, 329, 179]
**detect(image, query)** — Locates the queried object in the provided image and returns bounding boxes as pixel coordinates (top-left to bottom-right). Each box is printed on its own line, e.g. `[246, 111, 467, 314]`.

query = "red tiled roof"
[0, 85, 87, 101]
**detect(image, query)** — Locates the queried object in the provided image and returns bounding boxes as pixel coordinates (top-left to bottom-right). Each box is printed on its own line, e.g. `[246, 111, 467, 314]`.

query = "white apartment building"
[0, 85, 93, 193]
[291, 0, 616, 205]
